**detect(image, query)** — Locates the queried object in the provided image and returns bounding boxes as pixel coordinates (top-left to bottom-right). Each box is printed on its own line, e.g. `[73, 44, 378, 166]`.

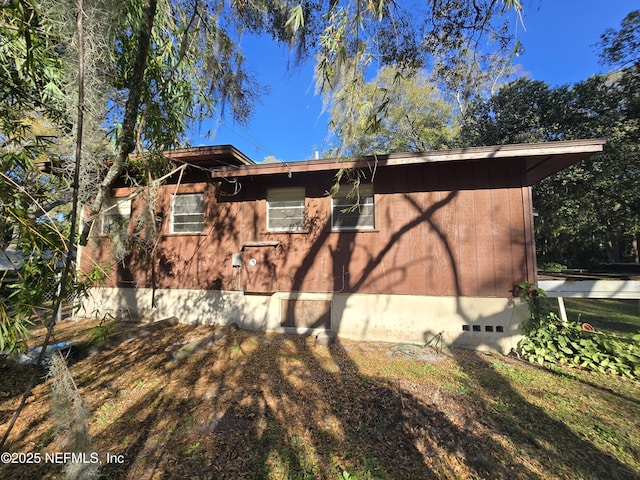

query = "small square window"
[267, 187, 305, 231]
[172, 193, 204, 233]
[331, 184, 374, 230]
[101, 197, 130, 235]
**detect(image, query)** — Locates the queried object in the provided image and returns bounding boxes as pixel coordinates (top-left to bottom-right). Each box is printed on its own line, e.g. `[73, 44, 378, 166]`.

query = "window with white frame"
[101, 197, 131, 235]
[172, 193, 205, 233]
[331, 183, 375, 230]
[267, 187, 306, 231]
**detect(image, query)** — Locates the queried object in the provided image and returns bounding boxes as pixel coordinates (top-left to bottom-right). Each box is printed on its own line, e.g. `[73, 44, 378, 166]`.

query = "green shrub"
[538, 262, 567, 273]
[517, 282, 640, 378]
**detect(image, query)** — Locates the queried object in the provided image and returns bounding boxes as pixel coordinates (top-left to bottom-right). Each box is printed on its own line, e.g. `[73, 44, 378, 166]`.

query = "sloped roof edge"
[204, 139, 606, 185]
[165, 144, 256, 167]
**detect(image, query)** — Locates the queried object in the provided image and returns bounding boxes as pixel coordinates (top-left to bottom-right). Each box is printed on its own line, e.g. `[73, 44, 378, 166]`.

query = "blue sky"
[190, 1, 635, 162]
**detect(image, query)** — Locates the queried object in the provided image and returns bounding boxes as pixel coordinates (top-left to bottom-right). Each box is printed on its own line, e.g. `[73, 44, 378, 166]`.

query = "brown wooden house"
[79, 139, 605, 352]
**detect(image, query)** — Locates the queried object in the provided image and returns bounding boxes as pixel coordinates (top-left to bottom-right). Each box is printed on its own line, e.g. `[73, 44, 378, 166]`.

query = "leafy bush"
[0, 300, 32, 352]
[88, 323, 113, 345]
[538, 262, 567, 273]
[517, 282, 640, 378]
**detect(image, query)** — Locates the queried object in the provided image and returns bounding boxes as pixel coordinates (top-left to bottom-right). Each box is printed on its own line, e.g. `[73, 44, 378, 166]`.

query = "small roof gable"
[165, 144, 255, 168]
[198, 139, 606, 186]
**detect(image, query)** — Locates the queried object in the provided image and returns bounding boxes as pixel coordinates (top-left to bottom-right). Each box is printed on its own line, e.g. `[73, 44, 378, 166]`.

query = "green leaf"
[285, 5, 305, 33]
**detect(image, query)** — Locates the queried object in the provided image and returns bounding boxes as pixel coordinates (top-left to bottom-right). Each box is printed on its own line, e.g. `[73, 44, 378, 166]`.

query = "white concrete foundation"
[79, 288, 528, 354]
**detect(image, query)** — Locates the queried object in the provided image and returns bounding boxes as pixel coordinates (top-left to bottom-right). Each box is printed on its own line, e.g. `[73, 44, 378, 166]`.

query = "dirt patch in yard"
[1, 319, 639, 479]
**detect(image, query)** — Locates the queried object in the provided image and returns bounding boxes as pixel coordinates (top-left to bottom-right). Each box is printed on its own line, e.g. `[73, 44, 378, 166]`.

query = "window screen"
[101, 197, 131, 235]
[172, 193, 205, 233]
[331, 184, 374, 230]
[267, 187, 305, 231]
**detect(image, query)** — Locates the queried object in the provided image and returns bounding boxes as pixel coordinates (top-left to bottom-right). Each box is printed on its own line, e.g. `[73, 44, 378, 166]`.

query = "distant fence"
[538, 279, 640, 322]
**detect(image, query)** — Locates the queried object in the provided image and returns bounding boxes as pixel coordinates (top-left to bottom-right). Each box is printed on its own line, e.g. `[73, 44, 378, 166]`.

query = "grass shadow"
[2, 325, 639, 479]
[450, 348, 640, 480]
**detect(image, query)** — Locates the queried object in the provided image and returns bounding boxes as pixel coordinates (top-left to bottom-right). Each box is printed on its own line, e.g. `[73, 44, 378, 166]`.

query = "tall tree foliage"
[328, 66, 457, 155]
[78, 0, 265, 244]
[598, 9, 640, 70]
[1, 0, 71, 351]
[314, 0, 522, 154]
[459, 10, 640, 266]
[598, 10, 640, 263]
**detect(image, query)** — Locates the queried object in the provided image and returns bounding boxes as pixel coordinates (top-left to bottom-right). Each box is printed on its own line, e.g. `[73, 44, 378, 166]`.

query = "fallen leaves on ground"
[1, 319, 639, 479]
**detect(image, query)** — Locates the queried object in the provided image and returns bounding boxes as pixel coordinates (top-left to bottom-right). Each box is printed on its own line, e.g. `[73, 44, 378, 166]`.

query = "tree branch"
[79, 0, 158, 245]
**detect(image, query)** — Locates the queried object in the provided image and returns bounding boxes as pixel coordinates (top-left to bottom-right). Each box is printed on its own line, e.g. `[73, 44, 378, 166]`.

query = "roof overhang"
[204, 139, 606, 185]
[165, 144, 256, 168]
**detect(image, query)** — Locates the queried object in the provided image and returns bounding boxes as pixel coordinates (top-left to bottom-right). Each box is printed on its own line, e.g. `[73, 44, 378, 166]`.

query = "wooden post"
[557, 297, 568, 323]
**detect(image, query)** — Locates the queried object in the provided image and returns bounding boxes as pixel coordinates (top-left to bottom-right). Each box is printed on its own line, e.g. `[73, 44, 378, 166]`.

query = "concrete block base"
[79, 288, 528, 354]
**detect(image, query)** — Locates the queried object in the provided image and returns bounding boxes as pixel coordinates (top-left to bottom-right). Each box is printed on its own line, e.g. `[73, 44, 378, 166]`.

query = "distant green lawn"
[550, 298, 640, 337]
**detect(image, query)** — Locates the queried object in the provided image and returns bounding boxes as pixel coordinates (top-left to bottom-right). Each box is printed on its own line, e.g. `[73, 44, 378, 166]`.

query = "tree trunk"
[78, 0, 158, 245]
[605, 235, 621, 263]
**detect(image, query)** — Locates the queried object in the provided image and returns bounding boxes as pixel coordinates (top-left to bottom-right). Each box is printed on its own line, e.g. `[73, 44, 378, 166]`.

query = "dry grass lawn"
[1, 318, 639, 479]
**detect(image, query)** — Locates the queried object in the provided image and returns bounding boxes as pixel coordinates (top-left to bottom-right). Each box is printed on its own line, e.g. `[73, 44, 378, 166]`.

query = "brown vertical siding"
[473, 161, 497, 297]
[491, 160, 517, 296]
[454, 163, 479, 296]
[84, 158, 535, 299]
[438, 190, 465, 295]
[404, 164, 423, 296]
[490, 187, 516, 296]
[373, 191, 392, 294]
[522, 185, 537, 283]
[389, 168, 413, 295]
[408, 191, 428, 296]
